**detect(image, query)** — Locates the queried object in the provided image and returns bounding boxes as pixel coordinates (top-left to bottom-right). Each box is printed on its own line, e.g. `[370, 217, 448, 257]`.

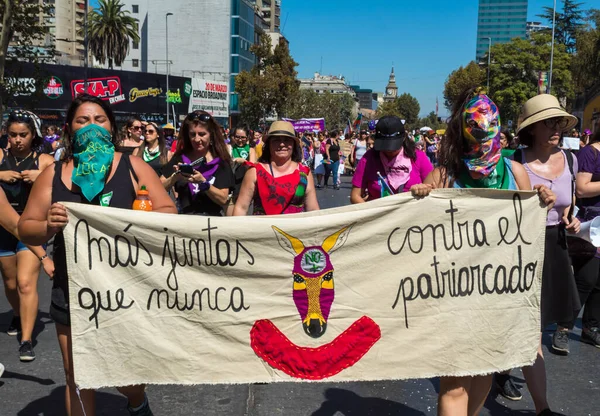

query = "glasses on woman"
[187, 111, 212, 122]
[146, 129, 156, 134]
[234, 135, 247, 139]
[543, 117, 570, 131]
[132, 125, 142, 131]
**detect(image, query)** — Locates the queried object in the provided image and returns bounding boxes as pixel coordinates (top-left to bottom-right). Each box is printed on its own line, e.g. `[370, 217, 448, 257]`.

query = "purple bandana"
[181, 154, 221, 196]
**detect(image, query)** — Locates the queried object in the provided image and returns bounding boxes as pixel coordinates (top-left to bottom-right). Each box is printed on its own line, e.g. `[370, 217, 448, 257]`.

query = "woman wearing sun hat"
[233, 120, 319, 215]
[508, 93, 581, 416]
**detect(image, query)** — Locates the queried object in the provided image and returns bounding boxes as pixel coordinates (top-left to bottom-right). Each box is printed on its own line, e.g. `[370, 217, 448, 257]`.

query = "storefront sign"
[71, 76, 126, 104]
[166, 89, 182, 104]
[189, 78, 229, 118]
[129, 87, 163, 103]
[6, 78, 36, 96]
[184, 81, 192, 98]
[43, 76, 64, 99]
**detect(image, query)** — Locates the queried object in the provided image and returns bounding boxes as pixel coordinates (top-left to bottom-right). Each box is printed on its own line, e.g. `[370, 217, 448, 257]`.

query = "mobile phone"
[179, 164, 194, 174]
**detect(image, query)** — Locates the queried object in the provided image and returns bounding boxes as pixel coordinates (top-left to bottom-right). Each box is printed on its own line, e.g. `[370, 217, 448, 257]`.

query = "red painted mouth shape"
[250, 316, 381, 380]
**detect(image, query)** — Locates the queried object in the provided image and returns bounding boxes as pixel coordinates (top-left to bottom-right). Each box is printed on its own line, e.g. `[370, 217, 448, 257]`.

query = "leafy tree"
[0, 0, 53, 113]
[538, 0, 585, 54]
[572, 9, 600, 92]
[285, 90, 356, 130]
[396, 93, 420, 126]
[487, 32, 573, 125]
[87, 0, 140, 69]
[418, 111, 447, 131]
[235, 34, 299, 127]
[443, 61, 485, 111]
[375, 100, 402, 119]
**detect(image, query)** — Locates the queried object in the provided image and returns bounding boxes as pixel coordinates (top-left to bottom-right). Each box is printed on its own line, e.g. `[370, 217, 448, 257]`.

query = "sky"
[282, 0, 580, 116]
[90, 0, 597, 116]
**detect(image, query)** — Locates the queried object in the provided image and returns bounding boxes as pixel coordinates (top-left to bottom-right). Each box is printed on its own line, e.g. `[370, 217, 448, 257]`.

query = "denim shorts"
[0, 228, 29, 257]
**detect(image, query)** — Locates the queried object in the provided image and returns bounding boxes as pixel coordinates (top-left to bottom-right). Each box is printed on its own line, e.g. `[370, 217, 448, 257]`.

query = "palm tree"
[87, 0, 140, 69]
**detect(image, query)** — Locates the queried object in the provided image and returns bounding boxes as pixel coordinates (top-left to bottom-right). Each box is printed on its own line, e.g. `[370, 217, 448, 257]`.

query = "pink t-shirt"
[352, 149, 433, 199]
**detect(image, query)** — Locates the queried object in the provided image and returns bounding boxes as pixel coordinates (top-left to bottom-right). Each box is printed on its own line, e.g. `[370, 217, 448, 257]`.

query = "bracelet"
[39, 255, 48, 262]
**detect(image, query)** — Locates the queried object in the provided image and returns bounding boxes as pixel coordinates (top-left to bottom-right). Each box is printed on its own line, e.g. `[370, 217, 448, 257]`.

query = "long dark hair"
[259, 136, 303, 163]
[62, 94, 119, 162]
[123, 117, 142, 139]
[6, 110, 43, 151]
[437, 86, 486, 186]
[175, 111, 231, 164]
[139, 122, 169, 165]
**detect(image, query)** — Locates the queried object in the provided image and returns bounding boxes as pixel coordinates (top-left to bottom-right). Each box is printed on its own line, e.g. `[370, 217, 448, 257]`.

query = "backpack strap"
[563, 149, 575, 221]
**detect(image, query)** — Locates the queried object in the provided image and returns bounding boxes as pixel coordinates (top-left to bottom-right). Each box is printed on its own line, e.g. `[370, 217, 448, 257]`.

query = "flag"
[343, 118, 352, 137]
[377, 171, 394, 198]
[352, 113, 363, 130]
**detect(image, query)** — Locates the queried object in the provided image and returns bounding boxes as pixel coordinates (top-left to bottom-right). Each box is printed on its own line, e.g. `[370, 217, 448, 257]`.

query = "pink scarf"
[379, 149, 412, 191]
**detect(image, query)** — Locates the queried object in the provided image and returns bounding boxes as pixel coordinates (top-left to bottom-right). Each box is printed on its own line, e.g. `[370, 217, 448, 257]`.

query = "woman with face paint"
[19, 94, 177, 416]
[233, 120, 319, 215]
[410, 88, 556, 416]
[0, 110, 55, 362]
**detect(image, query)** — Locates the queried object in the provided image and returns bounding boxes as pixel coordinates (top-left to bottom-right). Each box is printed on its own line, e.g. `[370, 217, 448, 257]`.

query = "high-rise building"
[476, 0, 528, 61]
[255, 0, 281, 33]
[526, 21, 549, 38]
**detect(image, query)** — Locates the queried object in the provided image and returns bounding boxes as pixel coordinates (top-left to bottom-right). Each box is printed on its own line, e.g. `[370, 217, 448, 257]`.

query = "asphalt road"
[0, 176, 598, 416]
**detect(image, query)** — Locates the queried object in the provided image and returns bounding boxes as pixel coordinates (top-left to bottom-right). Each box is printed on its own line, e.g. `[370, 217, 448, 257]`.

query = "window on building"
[133, 41, 139, 49]
[132, 5, 139, 13]
[132, 59, 139, 68]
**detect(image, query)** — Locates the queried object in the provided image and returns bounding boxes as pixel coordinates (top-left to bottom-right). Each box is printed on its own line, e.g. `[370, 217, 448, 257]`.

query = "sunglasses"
[187, 111, 212, 122]
[132, 126, 143, 131]
[146, 129, 157, 134]
[543, 117, 570, 131]
[234, 135, 247, 139]
[8, 111, 34, 122]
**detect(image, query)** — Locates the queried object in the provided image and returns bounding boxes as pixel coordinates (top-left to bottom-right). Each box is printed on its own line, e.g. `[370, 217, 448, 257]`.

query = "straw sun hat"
[516, 94, 578, 134]
[266, 120, 297, 141]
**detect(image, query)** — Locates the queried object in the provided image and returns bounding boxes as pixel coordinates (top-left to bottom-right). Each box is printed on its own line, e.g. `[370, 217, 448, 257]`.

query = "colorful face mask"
[462, 94, 501, 176]
[71, 124, 115, 202]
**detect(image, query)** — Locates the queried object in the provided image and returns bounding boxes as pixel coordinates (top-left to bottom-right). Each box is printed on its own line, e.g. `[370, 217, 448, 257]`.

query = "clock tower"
[384, 66, 398, 102]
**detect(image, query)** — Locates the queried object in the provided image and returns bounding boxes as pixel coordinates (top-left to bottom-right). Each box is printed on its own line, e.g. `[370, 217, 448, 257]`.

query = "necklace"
[10, 151, 33, 167]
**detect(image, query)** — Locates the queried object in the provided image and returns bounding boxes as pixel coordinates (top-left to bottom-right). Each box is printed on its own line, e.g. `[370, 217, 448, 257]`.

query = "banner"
[64, 189, 546, 389]
[188, 78, 230, 117]
[282, 118, 325, 132]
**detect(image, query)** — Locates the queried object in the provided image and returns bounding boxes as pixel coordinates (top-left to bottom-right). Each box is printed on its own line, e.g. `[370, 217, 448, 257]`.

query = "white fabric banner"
[63, 189, 546, 389]
[188, 78, 229, 117]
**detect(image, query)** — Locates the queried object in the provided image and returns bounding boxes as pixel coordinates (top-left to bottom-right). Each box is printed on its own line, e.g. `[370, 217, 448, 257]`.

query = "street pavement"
[0, 175, 598, 416]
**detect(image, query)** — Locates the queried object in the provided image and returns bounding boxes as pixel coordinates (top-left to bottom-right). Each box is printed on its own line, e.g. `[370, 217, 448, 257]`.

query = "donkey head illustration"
[272, 225, 353, 338]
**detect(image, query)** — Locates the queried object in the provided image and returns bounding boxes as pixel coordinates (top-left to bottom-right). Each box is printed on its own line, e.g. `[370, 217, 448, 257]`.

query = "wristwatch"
[39, 255, 48, 262]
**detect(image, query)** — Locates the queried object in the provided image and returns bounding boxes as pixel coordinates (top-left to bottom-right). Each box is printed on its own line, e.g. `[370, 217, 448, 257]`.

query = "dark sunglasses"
[187, 111, 212, 122]
[132, 126, 143, 131]
[234, 135, 247, 139]
[543, 117, 570, 131]
[145, 129, 157, 134]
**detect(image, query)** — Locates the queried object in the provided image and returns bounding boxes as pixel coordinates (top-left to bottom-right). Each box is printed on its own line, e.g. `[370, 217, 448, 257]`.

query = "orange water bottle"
[133, 185, 153, 211]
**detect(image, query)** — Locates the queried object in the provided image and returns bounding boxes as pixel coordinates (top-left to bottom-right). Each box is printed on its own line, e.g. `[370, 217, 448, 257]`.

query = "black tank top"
[0, 149, 40, 213]
[51, 155, 138, 311]
[327, 139, 341, 162]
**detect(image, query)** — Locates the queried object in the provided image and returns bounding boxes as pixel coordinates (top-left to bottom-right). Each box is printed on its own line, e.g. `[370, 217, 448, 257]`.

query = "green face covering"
[71, 124, 115, 202]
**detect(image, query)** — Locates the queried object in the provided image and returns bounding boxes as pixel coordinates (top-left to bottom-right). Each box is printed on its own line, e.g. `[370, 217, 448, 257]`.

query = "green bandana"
[143, 146, 160, 162]
[231, 143, 250, 160]
[71, 124, 115, 202]
[457, 151, 511, 189]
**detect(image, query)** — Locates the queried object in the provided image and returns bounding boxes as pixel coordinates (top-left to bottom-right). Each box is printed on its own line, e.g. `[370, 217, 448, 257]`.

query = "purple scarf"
[181, 154, 221, 196]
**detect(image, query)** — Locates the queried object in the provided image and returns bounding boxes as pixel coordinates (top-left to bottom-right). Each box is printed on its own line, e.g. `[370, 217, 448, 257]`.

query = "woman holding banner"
[19, 94, 177, 416]
[410, 88, 556, 416]
[161, 111, 234, 216]
[350, 115, 432, 203]
[233, 120, 319, 215]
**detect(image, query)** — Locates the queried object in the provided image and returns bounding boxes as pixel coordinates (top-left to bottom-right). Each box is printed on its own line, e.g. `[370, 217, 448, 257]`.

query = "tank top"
[253, 163, 309, 215]
[50, 155, 138, 312]
[0, 149, 40, 213]
[327, 139, 341, 161]
[354, 139, 368, 161]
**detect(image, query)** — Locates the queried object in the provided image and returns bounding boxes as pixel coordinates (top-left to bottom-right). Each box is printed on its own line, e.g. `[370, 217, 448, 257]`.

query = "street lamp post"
[84, 0, 89, 91]
[165, 13, 173, 125]
[548, 0, 557, 94]
[486, 37, 492, 92]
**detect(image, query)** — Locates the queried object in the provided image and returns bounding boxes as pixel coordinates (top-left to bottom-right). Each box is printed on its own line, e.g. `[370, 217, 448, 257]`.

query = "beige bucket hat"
[516, 94, 578, 134]
[266, 120, 297, 139]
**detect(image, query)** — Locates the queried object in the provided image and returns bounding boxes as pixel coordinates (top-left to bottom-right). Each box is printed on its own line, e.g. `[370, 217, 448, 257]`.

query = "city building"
[299, 73, 356, 96]
[349, 86, 375, 110]
[526, 21, 550, 37]
[5, 0, 88, 66]
[254, 0, 281, 33]
[476, 0, 528, 61]
[383, 67, 398, 103]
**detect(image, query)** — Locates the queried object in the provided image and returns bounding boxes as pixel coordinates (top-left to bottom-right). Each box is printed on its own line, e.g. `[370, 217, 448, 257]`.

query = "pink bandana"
[379, 149, 412, 191]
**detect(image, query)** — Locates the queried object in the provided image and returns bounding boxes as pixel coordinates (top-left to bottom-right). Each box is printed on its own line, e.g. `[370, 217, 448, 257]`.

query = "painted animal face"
[273, 225, 352, 338]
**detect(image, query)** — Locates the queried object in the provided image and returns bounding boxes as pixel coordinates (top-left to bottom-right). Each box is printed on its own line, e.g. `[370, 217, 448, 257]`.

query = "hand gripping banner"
[63, 189, 546, 389]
